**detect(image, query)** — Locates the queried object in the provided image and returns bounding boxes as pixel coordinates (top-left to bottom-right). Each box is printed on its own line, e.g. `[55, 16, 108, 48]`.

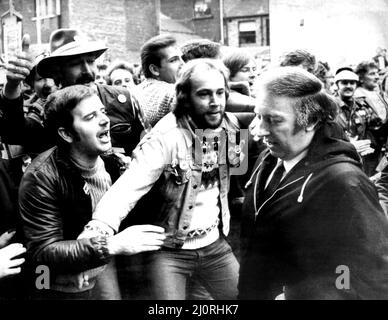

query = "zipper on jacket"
[245, 162, 263, 189]
[254, 176, 305, 220]
[297, 173, 313, 203]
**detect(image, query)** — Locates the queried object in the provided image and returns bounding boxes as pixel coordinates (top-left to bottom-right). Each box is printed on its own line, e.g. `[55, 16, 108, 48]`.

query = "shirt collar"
[283, 149, 308, 173]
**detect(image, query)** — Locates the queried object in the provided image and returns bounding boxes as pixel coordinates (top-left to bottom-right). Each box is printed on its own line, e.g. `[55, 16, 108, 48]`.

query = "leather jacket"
[19, 146, 123, 275]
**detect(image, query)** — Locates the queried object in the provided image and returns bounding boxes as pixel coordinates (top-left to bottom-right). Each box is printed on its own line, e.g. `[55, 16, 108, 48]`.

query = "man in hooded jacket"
[239, 67, 388, 300]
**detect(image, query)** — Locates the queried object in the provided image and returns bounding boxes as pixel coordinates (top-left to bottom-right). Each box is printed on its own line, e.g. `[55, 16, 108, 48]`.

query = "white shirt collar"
[282, 149, 309, 173]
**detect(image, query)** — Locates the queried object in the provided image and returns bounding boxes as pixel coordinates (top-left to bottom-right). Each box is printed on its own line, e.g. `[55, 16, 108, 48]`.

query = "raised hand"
[0, 243, 26, 279]
[4, 34, 34, 99]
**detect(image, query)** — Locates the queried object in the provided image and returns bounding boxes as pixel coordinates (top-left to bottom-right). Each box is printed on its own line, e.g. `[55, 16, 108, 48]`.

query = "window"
[239, 21, 256, 45]
[237, 15, 270, 47]
[194, 0, 212, 18]
[35, 0, 61, 18]
[33, 0, 61, 44]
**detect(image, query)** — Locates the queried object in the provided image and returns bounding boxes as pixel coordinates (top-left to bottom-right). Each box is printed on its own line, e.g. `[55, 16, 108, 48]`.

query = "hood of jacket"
[302, 121, 361, 171]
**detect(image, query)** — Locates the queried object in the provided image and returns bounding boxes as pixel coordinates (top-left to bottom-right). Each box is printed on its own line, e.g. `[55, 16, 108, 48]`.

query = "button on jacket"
[93, 112, 245, 248]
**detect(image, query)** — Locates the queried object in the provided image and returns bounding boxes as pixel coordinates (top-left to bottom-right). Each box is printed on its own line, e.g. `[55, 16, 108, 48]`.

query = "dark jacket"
[239, 122, 388, 300]
[0, 84, 147, 156]
[0, 158, 26, 299]
[0, 158, 20, 235]
[19, 146, 123, 276]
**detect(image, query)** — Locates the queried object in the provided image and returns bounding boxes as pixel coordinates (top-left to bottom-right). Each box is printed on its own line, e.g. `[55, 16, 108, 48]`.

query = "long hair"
[173, 58, 230, 119]
[223, 48, 255, 79]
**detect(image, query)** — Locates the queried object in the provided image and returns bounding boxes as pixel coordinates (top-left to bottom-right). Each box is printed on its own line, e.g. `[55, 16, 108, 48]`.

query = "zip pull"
[244, 162, 262, 189]
[297, 173, 313, 203]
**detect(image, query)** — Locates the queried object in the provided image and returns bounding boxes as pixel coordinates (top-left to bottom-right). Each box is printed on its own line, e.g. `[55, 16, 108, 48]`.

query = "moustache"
[75, 73, 95, 85]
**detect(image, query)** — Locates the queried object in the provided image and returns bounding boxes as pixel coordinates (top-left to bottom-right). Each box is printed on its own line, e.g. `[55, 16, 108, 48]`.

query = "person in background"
[373, 47, 388, 73]
[181, 39, 222, 63]
[279, 49, 317, 74]
[131, 63, 144, 85]
[24, 51, 57, 124]
[95, 62, 108, 85]
[136, 34, 184, 127]
[223, 48, 258, 98]
[333, 67, 379, 175]
[222, 48, 265, 261]
[106, 60, 136, 90]
[354, 60, 388, 176]
[315, 61, 335, 95]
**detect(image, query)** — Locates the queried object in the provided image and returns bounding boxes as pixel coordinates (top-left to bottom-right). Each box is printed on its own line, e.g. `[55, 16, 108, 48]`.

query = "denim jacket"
[93, 112, 247, 248]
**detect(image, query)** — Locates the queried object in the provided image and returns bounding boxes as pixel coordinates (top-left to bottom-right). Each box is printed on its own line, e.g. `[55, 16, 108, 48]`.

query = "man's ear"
[57, 127, 74, 144]
[149, 64, 160, 78]
[306, 121, 318, 132]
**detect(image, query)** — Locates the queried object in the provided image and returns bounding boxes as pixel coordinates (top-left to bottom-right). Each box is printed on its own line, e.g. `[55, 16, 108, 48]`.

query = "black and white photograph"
[0, 0, 387, 309]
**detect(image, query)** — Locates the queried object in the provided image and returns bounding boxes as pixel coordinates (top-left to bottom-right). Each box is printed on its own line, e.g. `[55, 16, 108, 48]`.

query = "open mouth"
[98, 130, 110, 141]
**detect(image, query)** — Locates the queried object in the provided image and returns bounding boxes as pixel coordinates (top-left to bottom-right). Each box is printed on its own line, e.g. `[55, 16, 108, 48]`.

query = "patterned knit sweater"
[135, 78, 176, 127]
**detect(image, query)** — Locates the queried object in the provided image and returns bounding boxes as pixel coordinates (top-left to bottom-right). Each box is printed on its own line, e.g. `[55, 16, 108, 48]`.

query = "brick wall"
[161, 0, 221, 42]
[68, 0, 159, 63]
[68, 0, 127, 61]
[125, 0, 160, 63]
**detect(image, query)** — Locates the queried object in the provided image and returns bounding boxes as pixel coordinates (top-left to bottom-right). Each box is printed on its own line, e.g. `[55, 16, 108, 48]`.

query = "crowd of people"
[0, 27, 388, 300]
